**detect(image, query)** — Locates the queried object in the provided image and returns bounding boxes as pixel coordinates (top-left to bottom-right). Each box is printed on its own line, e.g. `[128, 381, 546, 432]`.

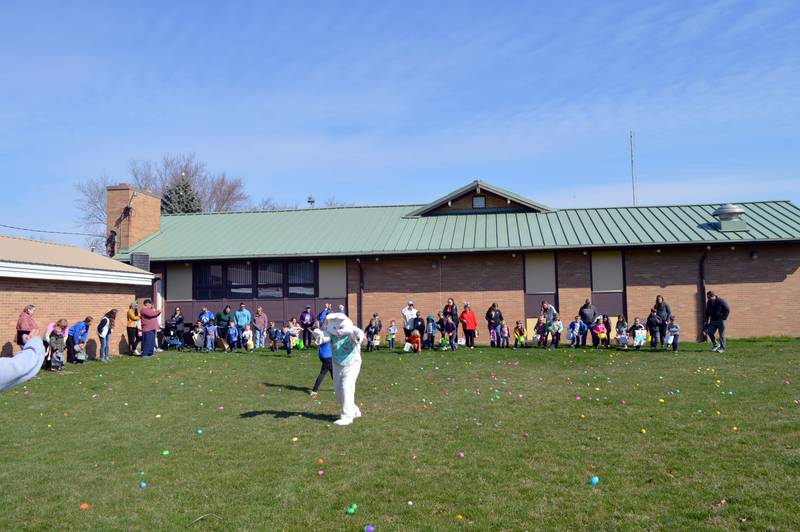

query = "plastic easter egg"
[407, 500, 414, 507]
[139, 481, 148, 489]
[346, 508, 355, 515]
[317, 469, 324, 476]
[196, 429, 204, 435]
[457, 451, 465, 458]
[79, 503, 90, 511]
[162, 450, 170, 456]
[589, 476, 600, 485]
[364, 525, 375, 532]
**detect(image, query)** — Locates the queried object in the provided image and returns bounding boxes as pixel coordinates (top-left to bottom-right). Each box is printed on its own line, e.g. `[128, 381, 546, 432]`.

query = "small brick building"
[0, 235, 153, 356]
[109, 181, 800, 342]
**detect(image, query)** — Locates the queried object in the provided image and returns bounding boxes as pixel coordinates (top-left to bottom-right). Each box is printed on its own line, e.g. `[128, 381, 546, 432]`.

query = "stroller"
[162, 318, 184, 350]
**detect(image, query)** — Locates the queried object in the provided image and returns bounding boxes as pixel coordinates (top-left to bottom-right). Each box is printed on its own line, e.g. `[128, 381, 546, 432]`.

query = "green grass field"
[1, 339, 799, 530]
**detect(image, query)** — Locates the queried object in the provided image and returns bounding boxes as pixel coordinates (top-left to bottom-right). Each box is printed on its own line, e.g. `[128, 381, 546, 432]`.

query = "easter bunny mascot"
[313, 313, 365, 426]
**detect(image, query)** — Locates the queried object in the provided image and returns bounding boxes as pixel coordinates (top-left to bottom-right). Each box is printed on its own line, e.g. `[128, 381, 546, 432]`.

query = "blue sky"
[1, 1, 798, 247]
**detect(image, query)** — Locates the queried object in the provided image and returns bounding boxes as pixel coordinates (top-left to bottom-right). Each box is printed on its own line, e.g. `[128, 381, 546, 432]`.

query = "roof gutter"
[0, 261, 154, 286]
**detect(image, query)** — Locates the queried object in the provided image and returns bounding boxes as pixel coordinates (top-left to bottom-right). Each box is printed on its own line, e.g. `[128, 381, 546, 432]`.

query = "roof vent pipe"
[712, 204, 747, 232]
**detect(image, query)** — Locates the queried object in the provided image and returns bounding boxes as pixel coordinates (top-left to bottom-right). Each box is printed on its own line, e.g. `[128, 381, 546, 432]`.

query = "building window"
[193, 261, 317, 300]
[195, 263, 224, 300]
[472, 195, 486, 208]
[257, 262, 284, 298]
[287, 261, 315, 297]
[226, 262, 253, 298]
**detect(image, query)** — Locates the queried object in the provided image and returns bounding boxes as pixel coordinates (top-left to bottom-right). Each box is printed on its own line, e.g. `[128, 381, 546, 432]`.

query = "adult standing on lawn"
[234, 303, 252, 350]
[540, 300, 558, 344]
[459, 303, 478, 348]
[485, 303, 503, 346]
[442, 298, 459, 343]
[140, 299, 161, 358]
[299, 305, 315, 349]
[127, 302, 142, 355]
[654, 295, 672, 349]
[401, 301, 417, 340]
[579, 299, 597, 347]
[216, 305, 234, 350]
[170, 306, 186, 345]
[16, 305, 38, 347]
[97, 309, 117, 363]
[704, 291, 730, 353]
[252, 306, 268, 349]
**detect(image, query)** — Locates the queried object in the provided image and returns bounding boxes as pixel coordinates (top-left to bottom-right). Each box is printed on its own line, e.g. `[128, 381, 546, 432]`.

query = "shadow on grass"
[261, 382, 312, 393]
[239, 409, 337, 422]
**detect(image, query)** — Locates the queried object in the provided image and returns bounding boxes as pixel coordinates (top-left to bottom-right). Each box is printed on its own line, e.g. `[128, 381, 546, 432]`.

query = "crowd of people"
[8, 291, 731, 372]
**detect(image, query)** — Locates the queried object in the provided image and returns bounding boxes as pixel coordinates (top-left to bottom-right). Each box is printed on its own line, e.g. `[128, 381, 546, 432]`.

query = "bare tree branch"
[323, 196, 356, 207]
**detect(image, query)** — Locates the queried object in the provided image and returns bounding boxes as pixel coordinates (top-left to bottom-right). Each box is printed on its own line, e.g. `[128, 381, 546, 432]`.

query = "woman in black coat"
[653, 295, 671, 349]
[442, 298, 459, 342]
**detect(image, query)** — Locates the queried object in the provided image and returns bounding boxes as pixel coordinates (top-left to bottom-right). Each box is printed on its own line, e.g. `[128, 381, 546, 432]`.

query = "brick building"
[109, 181, 800, 342]
[0, 235, 153, 356]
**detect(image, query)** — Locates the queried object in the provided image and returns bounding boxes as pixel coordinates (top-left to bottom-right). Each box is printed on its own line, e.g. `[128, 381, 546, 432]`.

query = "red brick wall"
[0, 278, 138, 357]
[705, 245, 800, 338]
[556, 251, 592, 320]
[625, 248, 704, 338]
[347, 253, 525, 343]
[625, 245, 800, 339]
[107, 185, 161, 251]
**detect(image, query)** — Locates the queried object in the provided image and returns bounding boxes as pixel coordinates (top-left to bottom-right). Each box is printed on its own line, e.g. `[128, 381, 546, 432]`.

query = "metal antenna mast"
[629, 130, 638, 206]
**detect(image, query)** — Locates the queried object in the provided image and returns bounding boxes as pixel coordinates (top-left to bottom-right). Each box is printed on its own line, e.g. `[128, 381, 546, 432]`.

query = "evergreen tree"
[161, 177, 202, 214]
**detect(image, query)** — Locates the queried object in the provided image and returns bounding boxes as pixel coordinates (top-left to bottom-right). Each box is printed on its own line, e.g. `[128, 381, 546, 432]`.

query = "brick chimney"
[106, 183, 161, 254]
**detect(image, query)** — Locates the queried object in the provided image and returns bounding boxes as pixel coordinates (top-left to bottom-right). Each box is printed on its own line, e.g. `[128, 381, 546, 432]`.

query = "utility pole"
[629, 130, 638, 206]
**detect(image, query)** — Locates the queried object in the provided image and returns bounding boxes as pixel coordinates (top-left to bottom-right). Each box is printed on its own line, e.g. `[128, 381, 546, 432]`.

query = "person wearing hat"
[401, 301, 417, 341]
[299, 304, 315, 350]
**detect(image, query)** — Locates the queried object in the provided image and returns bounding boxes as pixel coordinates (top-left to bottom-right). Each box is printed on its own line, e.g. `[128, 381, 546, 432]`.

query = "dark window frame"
[194, 263, 225, 300]
[192, 260, 318, 300]
[257, 261, 285, 299]
[226, 261, 254, 299]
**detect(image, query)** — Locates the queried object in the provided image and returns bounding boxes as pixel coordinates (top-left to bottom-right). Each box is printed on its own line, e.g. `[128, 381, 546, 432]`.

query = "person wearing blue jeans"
[234, 303, 251, 350]
[97, 310, 117, 363]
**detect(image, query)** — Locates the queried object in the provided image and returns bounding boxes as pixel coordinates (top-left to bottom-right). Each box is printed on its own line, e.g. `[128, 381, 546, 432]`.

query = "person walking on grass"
[140, 299, 161, 358]
[97, 309, 117, 363]
[16, 305, 39, 348]
[485, 303, 503, 347]
[127, 302, 141, 355]
[459, 303, 478, 349]
[311, 320, 333, 399]
[704, 291, 730, 353]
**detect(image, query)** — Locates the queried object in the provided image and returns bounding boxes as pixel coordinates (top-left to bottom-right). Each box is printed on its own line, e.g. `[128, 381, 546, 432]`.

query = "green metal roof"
[115, 200, 800, 262]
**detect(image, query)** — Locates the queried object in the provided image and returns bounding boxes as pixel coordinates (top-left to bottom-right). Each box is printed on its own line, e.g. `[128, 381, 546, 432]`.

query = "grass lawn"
[1, 338, 799, 530]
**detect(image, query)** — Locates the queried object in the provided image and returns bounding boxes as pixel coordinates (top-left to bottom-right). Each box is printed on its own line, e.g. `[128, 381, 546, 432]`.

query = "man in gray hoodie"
[0, 334, 46, 393]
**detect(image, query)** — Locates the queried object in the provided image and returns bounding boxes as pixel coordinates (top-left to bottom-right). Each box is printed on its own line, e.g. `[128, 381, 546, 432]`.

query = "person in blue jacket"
[233, 303, 252, 349]
[198, 306, 214, 325]
[310, 320, 333, 399]
[68, 316, 93, 364]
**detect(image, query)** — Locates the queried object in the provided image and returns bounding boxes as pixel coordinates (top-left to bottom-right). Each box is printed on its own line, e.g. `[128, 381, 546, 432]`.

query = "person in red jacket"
[140, 299, 162, 357]
[459, 303, 478, 349]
